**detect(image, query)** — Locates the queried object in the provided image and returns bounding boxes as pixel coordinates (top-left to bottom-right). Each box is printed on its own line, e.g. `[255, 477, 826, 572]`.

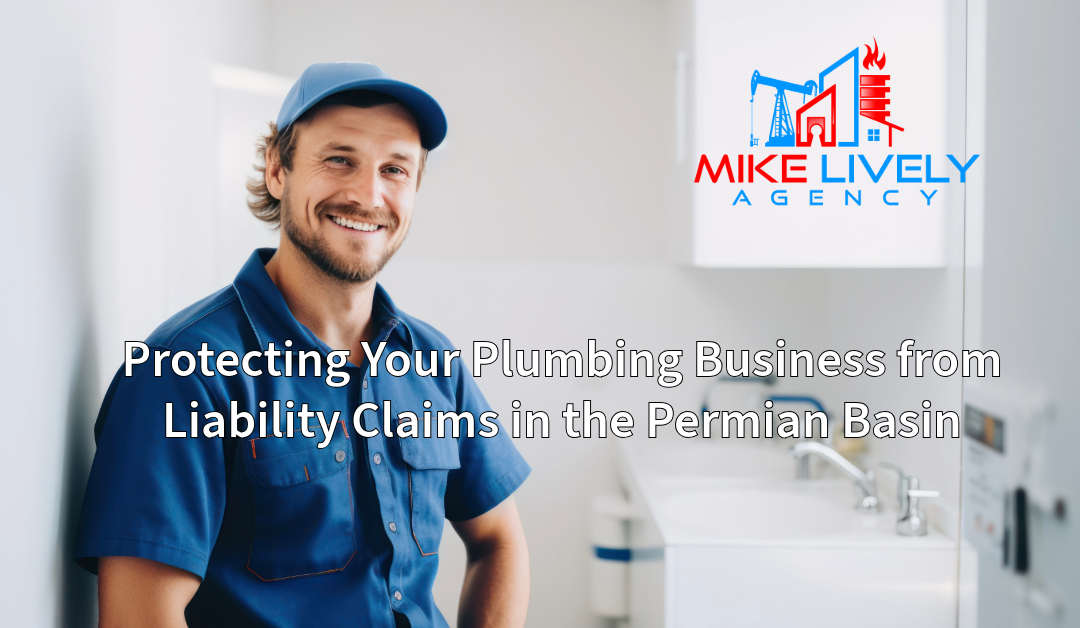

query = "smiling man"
[75, 63, 531, 628]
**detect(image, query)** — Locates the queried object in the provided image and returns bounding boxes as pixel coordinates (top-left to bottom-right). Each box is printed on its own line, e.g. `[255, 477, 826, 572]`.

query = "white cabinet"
[671, 0, 971, 267]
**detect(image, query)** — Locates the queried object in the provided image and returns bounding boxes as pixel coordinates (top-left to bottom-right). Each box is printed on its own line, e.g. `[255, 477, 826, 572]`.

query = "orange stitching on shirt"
[251, 440, 257, 458]
[246, 548, 356, 582]
[408, 467, 438, 557]
[304, 465, 309, 481]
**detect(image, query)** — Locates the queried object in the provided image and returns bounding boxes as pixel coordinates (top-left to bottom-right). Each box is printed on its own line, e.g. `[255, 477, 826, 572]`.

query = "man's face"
[276, 103, 422, 283]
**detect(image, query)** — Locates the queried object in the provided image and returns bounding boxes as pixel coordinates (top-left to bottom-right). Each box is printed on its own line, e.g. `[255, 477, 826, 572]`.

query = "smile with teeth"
[330, 215, 381, 232]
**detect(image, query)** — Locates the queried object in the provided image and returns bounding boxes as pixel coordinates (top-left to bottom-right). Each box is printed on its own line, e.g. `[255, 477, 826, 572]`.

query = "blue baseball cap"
[276, 62, 447, 150]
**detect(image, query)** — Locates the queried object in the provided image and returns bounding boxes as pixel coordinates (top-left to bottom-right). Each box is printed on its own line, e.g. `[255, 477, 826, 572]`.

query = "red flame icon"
[862, 38, 886, 70]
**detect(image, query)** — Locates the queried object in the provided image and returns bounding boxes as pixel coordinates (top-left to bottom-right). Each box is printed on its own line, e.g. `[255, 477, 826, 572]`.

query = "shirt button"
[373, 453, 382, 465]
[335, 450, 346, 463]
[389, 522, 397, 533]
[393, 590, 402, 602]
[363, 379, 368, 389]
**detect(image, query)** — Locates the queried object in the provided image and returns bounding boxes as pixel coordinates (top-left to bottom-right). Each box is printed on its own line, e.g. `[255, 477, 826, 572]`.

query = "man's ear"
[265, 145, 286, 201]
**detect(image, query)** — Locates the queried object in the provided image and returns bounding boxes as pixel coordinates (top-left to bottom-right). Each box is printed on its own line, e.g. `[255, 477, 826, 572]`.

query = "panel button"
[335, 450, 346, 463]
[389, 522, 397, 533]
[373, 453, 382, 465]
[393, 590, 402, 601]
[363, 379, 368, 389]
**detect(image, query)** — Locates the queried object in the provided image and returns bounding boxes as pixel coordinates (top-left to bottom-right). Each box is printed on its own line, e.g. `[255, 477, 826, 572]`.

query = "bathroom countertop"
[618, 438, 956, 550]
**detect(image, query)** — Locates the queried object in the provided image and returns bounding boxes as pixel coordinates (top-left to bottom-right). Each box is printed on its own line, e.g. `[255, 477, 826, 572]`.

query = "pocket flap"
[246, 428, 350, 488]
[248, 446, 348, 487]
[397, 435, 461, 470]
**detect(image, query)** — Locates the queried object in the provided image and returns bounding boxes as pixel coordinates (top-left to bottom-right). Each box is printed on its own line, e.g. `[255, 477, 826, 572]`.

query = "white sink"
[658, 481, 884, 544]
[619, 441, 959, 628]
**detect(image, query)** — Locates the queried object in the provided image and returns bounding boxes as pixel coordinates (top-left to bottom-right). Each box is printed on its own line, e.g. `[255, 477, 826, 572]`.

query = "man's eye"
[327, 156, 350, 165]
[384, 166, 405, 175]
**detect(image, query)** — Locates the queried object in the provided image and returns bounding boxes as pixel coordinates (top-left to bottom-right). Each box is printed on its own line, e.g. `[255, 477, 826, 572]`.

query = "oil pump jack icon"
[749, 71, 817, 147]
[749, 39, 903, 148]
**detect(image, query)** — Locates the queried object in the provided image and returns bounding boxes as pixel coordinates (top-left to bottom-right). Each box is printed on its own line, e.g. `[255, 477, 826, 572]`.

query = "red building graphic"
[796, 85, 838, 147]
[859, 39, 904, 146]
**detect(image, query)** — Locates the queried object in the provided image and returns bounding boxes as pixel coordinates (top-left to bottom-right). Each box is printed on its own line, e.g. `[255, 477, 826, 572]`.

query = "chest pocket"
[398, 435, 461, 556]
[242, 424, 355, 581]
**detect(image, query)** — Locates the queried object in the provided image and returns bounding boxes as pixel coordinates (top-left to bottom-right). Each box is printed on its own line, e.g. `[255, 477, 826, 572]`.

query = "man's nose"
[343, 166, 383, 209]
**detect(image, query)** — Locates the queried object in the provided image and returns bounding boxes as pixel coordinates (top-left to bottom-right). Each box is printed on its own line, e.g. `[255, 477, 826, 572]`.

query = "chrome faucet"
[790, 442, 878, 510]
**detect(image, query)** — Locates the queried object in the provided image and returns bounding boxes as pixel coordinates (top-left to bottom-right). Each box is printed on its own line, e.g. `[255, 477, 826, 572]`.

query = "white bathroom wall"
[0, 1, 276, 625]
[263, 0, 673, 266]
[0, 3, 99, 625]
[88, 0, 275, 394]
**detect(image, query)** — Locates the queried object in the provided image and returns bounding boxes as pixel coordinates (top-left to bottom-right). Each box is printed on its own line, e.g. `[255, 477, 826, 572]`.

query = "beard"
[280, 190, 404, 284]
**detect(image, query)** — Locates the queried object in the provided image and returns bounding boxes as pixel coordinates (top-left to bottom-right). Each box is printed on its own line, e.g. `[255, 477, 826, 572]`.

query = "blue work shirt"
[75, 248, 530, 627]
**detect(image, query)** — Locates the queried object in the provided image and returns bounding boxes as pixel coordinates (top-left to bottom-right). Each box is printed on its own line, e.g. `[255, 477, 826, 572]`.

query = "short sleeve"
[443, 367, 531, 522]
[74, 364, 228, 578]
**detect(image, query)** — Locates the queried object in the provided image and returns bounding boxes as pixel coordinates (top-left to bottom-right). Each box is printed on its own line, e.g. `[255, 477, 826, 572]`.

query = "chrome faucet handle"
[908, 488, 940, 499]
[878, 462, 939, 536]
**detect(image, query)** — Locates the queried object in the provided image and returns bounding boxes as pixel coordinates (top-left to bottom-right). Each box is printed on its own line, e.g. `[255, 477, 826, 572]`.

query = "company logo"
[750, 38, 902, 149]
[695, 37, 979, 208]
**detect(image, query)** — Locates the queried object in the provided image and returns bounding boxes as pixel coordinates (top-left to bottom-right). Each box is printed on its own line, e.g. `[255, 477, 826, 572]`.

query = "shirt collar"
[232, 248, 414, 355]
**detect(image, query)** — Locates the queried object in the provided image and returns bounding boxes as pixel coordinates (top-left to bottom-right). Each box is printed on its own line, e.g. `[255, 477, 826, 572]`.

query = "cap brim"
[283, 78, 447, 150]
